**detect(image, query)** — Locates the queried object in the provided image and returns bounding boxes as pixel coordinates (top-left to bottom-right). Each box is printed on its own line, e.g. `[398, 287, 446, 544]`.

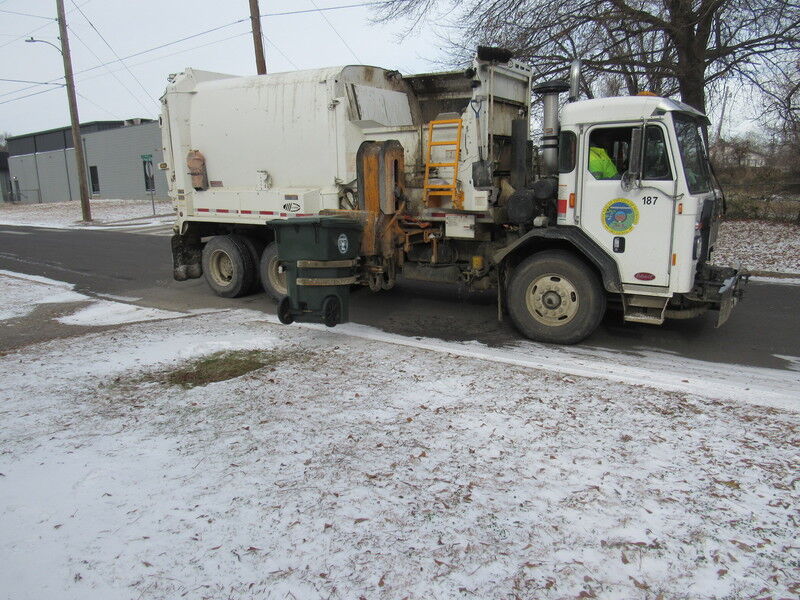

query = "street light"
[25, 37, 62, 54]
[24, 0, 92, 222]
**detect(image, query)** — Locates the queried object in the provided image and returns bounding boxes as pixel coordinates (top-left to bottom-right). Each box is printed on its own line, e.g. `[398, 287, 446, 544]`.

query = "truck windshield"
[673, 113, 712, 194]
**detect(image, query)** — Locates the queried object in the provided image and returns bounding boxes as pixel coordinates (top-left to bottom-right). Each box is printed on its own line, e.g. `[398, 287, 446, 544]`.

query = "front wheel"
[507, 250, 606, 344]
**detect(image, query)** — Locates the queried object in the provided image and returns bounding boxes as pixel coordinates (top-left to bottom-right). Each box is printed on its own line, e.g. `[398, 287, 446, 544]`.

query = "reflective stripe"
[297, 259, 357, 268]
[296, 276, 358, 286]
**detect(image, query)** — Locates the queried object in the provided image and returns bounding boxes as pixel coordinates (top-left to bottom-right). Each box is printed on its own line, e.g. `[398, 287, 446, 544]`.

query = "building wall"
[8, 154, 42, 203]
[35, 149, 75, 203]
[83, 121, 168, 200]
[0, 170, 10, 202]
[8, 121, 168, 203]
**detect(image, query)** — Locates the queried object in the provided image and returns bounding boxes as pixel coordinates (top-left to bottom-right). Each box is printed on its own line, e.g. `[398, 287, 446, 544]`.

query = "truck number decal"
[642, 196, 658, 205]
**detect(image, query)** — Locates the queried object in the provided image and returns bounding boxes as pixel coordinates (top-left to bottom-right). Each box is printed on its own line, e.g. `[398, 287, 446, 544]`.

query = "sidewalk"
[0, 198, 175, 230]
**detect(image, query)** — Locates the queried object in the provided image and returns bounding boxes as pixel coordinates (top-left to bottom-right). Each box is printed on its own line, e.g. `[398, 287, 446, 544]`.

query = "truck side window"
[642, 125, 672, 180]
[587, 127, 631, 180]
[558, 131, 577, 173]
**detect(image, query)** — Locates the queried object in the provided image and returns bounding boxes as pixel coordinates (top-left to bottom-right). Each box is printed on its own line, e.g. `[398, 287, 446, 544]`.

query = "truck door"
[579, 124, 676, 287]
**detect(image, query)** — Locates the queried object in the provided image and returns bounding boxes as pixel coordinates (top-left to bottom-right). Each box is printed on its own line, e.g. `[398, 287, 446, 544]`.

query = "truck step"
[622, 295, 669, 325]
[623, 310, 666, 325]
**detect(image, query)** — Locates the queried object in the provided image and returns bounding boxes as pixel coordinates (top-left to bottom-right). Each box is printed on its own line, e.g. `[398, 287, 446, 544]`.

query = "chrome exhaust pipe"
[533, 80, 569, 176]
[568, 60, 582, 102]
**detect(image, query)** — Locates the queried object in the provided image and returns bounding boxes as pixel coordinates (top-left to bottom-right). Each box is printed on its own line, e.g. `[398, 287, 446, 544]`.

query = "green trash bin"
[271, 216, 362, 327]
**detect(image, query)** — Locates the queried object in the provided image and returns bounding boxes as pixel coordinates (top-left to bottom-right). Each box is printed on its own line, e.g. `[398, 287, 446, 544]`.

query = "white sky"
[0, 0, 754, 139]
[0, 0, 444, 136]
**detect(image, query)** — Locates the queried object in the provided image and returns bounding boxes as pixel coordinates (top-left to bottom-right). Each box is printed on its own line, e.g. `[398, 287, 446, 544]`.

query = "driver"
[589, 131, 619, 180]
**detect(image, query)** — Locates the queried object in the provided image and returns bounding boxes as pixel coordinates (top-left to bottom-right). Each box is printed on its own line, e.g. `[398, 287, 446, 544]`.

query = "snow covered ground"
[713, 220, 800, 275]
[1, 271, 798, 600]
[0, 198, 174, 229]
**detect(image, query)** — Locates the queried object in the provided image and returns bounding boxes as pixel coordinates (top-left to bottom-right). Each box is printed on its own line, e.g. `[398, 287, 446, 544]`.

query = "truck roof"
[166, 65, 402, 95]
[561, 95, 707, 126]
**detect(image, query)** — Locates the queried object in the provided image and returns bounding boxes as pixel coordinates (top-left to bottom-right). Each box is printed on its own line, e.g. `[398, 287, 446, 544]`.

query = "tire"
[321, 295, 340, 328]
[233, 234, 266, 295]
[259, 241, 288, 302]
[507, 250, 606, 344]
[201, 235, 256, 298]
[277, 297, 294, 324]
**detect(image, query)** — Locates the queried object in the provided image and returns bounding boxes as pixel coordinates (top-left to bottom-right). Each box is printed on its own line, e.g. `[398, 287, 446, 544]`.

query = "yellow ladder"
[423, 118, 464, 209]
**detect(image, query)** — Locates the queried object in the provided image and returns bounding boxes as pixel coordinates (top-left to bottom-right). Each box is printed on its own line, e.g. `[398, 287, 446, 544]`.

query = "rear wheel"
[201, 235, 255, 298]
[234, 234, 265, 294]
[259, 241, 287, 302]
[507, 250, 605, 344]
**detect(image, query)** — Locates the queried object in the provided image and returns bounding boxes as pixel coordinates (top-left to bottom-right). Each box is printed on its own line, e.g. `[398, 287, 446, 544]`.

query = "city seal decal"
[602, 198, 639, 235]
[337, 233, 349, 255]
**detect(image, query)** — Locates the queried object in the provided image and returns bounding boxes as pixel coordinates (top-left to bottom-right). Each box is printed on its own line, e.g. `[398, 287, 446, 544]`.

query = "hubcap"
[525, 273, 579, 327]
[269, 256, 287, 295]
[209, 249, 234, 286]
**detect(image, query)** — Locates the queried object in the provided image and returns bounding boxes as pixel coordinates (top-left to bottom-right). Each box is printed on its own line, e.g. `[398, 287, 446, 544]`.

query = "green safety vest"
[589, 146, 619, 179]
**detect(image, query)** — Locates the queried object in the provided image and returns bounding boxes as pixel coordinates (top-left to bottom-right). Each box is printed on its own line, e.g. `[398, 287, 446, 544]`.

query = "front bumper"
[689, 264, 749, 327]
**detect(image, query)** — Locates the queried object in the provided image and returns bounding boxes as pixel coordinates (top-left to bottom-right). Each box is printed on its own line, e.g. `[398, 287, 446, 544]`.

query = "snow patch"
[266, 316, 800, 411]
[57, 299, 186, 326]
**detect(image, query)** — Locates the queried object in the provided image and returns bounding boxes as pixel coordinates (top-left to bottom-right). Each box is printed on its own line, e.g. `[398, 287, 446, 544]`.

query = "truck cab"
[555, 96, 731, 320]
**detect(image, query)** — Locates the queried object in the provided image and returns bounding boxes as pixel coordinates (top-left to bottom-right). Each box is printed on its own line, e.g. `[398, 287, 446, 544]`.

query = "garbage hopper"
[271, 216, 362, 327]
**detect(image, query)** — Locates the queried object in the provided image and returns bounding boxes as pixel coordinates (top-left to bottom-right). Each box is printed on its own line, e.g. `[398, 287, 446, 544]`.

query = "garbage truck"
[160, 46, 746, 344]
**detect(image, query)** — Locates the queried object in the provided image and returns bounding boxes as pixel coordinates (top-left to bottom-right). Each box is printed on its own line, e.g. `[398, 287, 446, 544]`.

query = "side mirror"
[621, 171, 638, 192]
[621, 127, 644, 192]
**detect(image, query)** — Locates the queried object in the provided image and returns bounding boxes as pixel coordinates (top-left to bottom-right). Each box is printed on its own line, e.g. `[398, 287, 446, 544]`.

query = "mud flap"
[171, 232, 203, 281]
[715, 271, 748, 328]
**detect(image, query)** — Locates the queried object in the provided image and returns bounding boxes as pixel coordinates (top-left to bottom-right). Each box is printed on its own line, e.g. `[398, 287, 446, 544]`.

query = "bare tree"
[378, 0, 800, 113]
[755, 60, 800, 176]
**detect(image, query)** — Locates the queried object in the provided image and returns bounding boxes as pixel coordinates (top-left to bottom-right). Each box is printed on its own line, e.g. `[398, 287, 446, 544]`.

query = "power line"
[0, 29, 252, 106]
[0, 8, 56, 20]
[1, 0, 399, 101]
[307, 0, 362, 63]
[76, 91, 118, 118]
[0, 0, 92, 50]
[68, 25, 154, 114]
[0, 86, 62, 105]
[0, 77, 64, 86]
[264, 35, 300, 70]
[260, 1, 399, 18]
[69, 0, 157, 104]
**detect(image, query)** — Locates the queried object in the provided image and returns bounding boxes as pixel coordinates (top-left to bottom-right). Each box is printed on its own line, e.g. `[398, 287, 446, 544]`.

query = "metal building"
[0, 152, 10, 203]
[7, 119, 168, 203]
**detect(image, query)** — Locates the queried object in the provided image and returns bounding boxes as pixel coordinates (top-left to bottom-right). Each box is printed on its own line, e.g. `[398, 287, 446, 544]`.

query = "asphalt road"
[1, 224, 798, 371]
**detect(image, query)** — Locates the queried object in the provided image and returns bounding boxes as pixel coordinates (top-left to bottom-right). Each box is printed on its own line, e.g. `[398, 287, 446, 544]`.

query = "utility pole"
[249, 0, 267, 75]
[56, 0, 91, 221]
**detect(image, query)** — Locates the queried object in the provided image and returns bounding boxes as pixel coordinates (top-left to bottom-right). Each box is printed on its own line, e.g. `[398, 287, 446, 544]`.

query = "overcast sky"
[1, 0, 754, 140]
[0, 0, 444, 136]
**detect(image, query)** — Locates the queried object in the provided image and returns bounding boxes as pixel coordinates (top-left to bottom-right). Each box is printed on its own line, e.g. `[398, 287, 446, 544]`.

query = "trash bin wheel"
[277, 296, 294, 325]
[322, 295, 340, 328]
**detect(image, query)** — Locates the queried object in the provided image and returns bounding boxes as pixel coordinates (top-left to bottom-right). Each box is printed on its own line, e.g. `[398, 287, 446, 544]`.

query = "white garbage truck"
[160, 46, 746, 344]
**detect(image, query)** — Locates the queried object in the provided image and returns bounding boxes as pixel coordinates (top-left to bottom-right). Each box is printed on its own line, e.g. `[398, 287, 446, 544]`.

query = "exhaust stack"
[532, 80, 570, 176]
[568, 60, 582, 102]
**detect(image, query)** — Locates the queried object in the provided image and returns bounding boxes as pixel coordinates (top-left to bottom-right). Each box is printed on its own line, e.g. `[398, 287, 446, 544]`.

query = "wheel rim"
[268, 255, 287, 295]
[209, 249, 234, 286]
[525, 272, 579, 327]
